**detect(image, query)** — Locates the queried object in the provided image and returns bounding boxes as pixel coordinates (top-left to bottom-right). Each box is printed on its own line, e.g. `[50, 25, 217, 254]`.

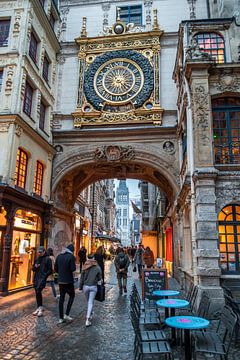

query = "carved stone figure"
[186, 38, 213, 61]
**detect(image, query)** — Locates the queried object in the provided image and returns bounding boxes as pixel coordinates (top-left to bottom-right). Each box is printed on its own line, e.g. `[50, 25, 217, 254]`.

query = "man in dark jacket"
[55, 243, 76, 323]
[78, 245, 87, 273]
[114, 248, 130, 295]
[32, 246, 52, 317]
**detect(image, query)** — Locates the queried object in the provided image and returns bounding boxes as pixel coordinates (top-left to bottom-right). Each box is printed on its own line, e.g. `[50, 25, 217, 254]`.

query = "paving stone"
[0, 261, 240, 359]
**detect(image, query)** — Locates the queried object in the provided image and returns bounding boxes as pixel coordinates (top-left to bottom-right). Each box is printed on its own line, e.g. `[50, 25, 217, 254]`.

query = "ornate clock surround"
[73, 20, 164, 127]
[84, 50, 154, 110]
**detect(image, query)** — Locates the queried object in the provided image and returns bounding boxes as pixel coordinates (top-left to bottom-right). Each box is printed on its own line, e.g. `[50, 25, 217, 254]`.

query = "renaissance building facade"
[0, 0, 240, 308]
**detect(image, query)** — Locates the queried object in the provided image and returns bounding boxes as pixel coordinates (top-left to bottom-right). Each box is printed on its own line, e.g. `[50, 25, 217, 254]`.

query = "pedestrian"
[46, 247, 59, 299]
[79, 253, 102, 327]
[133, 244, 145, 278]
[94, 245, 106, 284]
[130, 245, 137, 263]
[55, 243, 76, 324]
[114, 247, 130, 294]
[143, 246, 154, 268]
[78, 245, 87, 273]
[32, 246, 52, 317]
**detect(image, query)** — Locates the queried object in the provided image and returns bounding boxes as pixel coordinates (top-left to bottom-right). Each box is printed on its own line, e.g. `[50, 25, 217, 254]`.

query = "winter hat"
[38, 246, 45, 253]
[66, 243, 74, 252]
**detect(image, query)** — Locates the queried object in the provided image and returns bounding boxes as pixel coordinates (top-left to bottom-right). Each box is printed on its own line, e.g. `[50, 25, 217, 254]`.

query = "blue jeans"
[49, 280, 57, 298]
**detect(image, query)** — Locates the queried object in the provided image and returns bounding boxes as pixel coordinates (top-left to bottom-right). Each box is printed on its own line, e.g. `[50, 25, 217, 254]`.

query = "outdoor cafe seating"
[129, 282, 239, 360]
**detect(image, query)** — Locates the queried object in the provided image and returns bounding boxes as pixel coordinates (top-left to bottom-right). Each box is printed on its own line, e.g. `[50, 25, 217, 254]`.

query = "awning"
[95, 234, 121, 243]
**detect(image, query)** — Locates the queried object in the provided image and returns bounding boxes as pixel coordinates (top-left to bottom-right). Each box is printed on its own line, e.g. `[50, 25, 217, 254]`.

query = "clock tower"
[72, 10, 164, 127]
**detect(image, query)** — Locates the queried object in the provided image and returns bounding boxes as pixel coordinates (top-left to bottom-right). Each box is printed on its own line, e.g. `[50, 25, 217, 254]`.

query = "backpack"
[118, 254, 127, 269]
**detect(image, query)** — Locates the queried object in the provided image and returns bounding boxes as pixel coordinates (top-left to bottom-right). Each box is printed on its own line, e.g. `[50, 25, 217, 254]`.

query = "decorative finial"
[153, 9, 159, 30]
[81, 17, 87, 37]
[117, 7, 121, 21]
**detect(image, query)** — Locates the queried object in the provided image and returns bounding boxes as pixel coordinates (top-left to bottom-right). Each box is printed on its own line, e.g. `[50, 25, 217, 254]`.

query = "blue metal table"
[165, 316, 209, 360]
[153, 290, 180, 297]
[157, 299, 189, 341]
[153, 290, 180, 318]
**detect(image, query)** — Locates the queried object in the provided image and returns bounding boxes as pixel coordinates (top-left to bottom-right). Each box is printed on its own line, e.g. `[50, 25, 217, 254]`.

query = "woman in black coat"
[94, 246, 106, 283]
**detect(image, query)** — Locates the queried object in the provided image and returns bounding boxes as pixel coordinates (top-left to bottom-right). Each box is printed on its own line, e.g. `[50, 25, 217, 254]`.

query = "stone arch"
[52, 144, 180, 211]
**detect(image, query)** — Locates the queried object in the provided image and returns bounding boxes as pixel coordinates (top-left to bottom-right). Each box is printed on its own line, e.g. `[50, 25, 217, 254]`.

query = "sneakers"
[33, 308, 40, 316]
[37, 309, 43, 317]
[85, 319, 91, 327]
[58, 319, 65, 324]
[89, 312, 94, 321]
[33, 307, 43, 316]
[64, 314, 73, 321]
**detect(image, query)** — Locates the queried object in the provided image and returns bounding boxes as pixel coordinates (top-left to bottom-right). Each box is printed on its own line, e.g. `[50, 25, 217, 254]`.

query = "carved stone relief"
[193, 85, 210, 146]
[94, 145, 135, 162]
[217, 69, 240, 92]
[0, 123, 10, 132]
[163, 141, 175, 155]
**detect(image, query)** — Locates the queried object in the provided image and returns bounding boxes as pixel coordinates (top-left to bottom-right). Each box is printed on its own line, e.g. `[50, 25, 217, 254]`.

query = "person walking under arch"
[32, 246, 52, 317]
[114, 247, 130, 294]
[78, 245, 87, 273]
[94, 245, 106, 283]
[133, 244, 145, 279]
[79, 254, 102, 327]
[55, 243, 76, 324]
[143, 246, 154, 268]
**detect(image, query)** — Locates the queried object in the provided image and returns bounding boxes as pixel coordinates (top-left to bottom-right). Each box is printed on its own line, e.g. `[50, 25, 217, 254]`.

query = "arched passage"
[52, 144, 179, 212]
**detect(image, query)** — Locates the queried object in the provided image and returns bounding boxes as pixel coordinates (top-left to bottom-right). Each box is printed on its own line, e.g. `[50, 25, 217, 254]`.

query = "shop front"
[0, 185, 51, 295]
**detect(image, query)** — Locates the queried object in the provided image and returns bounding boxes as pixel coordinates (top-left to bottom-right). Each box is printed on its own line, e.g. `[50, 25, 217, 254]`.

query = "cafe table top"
[156, 298, 189, 309]
[165, 316, 209, 330]
[153, 290, 180, 297]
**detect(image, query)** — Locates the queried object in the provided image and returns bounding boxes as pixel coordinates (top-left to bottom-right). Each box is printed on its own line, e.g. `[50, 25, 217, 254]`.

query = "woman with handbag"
[79, 254, 102, 327]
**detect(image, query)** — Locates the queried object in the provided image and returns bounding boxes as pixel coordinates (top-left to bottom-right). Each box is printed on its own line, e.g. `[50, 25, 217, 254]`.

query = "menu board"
[142, 269, 167, 300]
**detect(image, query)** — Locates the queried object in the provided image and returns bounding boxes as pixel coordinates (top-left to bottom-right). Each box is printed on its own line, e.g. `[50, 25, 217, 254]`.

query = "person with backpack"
[114, 248, 130, 295]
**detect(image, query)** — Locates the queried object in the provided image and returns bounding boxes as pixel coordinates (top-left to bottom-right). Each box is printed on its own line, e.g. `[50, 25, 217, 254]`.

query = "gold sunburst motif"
[104, 67, 134, 95]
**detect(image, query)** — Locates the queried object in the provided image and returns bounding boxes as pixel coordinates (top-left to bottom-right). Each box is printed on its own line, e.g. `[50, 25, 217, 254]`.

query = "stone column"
[189, 63, 224, 314]
[0, 203, 15, 295]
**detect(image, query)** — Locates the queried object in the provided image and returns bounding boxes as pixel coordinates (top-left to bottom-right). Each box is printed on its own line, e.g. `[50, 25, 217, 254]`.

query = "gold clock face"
[94, 58, 144, 104]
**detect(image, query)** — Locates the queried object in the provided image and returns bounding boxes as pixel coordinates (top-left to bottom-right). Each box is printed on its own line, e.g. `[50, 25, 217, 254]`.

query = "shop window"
[0, 206, 6, 226]
[29, 31, 39, 64]
[118, 5, 142, 25]
[194, 32, 225, 63]
[218, 204, 240, 273]
[15, 148, 28, 189]
[42, 54, 50, 83]
[23, 82, 33, 117]
[39, 100, 46, 130]
[212, 97, 240, 164]
[9, 210, 42, 290]
[33, 161, 44, 196]
[0, 19, 10, 46]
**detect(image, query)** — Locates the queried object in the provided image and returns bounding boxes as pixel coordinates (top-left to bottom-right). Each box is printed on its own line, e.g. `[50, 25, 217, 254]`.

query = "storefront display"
[8, 210, 42, 290]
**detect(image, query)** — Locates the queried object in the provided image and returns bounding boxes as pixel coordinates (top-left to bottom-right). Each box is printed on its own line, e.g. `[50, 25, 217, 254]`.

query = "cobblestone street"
[0, 261, 240, 360]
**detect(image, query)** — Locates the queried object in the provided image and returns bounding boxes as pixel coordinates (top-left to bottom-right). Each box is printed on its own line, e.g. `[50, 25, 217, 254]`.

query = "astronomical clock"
[73, 10, 164, 127]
